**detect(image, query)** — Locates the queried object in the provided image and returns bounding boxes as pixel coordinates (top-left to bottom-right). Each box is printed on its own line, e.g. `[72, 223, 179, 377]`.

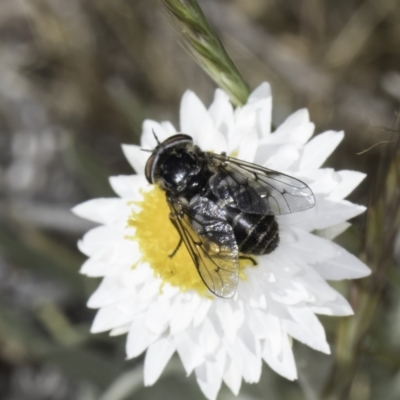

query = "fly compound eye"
[145, 153, 157, 183]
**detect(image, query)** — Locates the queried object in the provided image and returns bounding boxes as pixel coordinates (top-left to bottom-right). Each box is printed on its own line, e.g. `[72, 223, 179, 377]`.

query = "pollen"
[127, 186, 256, 297]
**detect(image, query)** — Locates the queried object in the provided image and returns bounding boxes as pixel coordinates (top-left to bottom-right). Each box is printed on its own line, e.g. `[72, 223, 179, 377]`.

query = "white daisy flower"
[73, 83, 370, 400]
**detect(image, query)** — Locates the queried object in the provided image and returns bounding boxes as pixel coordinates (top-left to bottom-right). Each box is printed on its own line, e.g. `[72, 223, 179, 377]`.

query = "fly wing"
[168, 195, 239, 298]
[208, 153, 315, 215]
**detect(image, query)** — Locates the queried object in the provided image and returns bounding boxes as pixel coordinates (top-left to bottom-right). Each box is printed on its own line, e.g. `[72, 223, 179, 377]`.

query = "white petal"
[180, 90, 227, 153]
[329, 170, 367, 200]
[299, 130, 344, 170]
[264, 273, 312, 306]
[296, 168, 338, 195]
[238, 272, 268, 309]
[263, 144, 299, 171]
[141, 119, 176, 149]
[129, 263, 157, 285]
[208, 89, 234, 140]
[249, 81, 272, 103]
[110, 324, 130, 336]
[235, 83, 272, 142]
[109, 175, 148, 199]
[192, 299, 212, 328]
[260, 247, 302, 277]
[91, 300, 137, 333]
[315, 222, 351, 240]
[194, 352, 225, 400]
[135, 277, 163, 303]
[278, 197, 366, 232]
[78, 225, 126, 257]
[249, 311, 282, 358]
[215, 300, 244, 344]
[272, 109, 314, 146]
[175, 330, 205, 375]
[283, 305, 330, 354]
[145, 297, 173, 335]
[294, 266, 339, 304]
[312, 198, 366, 229]
[226, 324, 262, 384]
[161, 121, 177, 135]
[72, 198, 130, 225]
[262, 332, 297, 380]
[311, 292, 354, 316]
[80, 240, 140, 277]
[121, 144, 149, 175]
[144, 337, 176, 386]
[285, 228, 370, 279]
[126, 315, 160, 358]
[246, 82, 272, 139]
[169, 293, 201, 335]
[197, 318, 220, 354]
[313, 243, 370, 280]
[284, 228, 338, 265]
[222, 357, 242, 396]
[235, 129, 259, 162]
[88, 275, 134, 308]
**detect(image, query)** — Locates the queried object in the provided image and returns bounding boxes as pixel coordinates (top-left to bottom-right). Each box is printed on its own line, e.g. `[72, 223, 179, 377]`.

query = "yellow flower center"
[128, 186, 255, 297]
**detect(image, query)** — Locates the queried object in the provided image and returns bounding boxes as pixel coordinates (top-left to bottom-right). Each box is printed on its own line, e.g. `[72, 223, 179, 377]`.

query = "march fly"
[145, 133, 315, 298]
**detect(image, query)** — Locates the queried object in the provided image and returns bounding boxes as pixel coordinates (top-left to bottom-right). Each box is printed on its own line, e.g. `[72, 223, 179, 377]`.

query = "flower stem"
[321, 127, 400, 399]
[158, 0, 250, 106]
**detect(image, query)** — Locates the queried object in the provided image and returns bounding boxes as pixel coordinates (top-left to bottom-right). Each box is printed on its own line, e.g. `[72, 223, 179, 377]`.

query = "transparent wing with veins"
[168, 195, 239, 298]
[209, 153, 315, 215]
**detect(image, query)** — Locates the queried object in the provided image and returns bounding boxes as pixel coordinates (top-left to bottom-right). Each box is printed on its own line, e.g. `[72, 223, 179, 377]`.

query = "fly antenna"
[152, 129, 161, 145]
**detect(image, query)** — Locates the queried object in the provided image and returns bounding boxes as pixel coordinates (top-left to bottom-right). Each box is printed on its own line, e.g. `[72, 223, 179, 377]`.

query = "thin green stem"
[321, 134, 400, 400]
[158, 0, 250, 106]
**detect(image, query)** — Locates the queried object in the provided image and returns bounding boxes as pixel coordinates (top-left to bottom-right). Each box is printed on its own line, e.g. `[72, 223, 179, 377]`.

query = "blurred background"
[0, 0, 399, 399]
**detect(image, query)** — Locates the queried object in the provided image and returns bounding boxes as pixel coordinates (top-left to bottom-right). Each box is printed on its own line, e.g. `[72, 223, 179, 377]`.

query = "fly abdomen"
[227, 209, 279, 255]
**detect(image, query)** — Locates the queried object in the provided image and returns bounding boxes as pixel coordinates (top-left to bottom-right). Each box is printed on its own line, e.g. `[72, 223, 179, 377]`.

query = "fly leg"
[169, 237, 183, 258]
[168, 214, 182, 258]
[239, 255, 257, 266]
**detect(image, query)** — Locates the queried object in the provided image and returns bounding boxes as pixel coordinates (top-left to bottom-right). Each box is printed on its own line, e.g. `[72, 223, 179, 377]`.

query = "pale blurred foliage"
[0, 0, 399, 399]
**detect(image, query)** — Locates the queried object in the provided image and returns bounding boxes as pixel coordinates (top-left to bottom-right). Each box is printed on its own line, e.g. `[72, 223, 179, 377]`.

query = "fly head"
[145, 134, 204, 195]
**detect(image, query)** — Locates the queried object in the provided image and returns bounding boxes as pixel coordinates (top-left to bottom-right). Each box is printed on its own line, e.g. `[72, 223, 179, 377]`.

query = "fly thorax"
[158, 150, 202, 195]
